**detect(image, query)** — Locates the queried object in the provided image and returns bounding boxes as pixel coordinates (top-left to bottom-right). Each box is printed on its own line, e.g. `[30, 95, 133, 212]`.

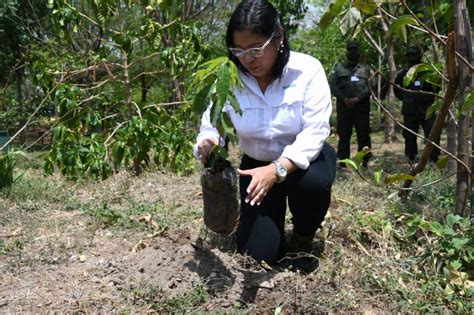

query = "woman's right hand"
[197, 137, 219, 164]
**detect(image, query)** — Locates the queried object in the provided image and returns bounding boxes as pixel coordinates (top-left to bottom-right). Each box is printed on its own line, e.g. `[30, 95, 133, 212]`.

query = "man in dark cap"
[330, 40, 372, 169]
[394, 45, 440, 163]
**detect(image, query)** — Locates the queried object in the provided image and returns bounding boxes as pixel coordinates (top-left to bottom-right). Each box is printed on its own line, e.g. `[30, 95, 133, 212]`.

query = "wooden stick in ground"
[399, 31, 460, 198]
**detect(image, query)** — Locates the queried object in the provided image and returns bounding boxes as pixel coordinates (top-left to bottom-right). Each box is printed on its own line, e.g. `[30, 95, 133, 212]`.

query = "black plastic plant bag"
[200, 164, 239, 235]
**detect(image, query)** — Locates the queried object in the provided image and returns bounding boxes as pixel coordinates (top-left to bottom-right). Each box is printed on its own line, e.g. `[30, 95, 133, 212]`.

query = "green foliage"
[112, 115, 155, 171]
[130, 280, 209, 312]
[388, 15, 419, 43]
[271, 0, 308, 33]
[190, 57, 242, 172]
[0, 0, 49, 84]
[32, 0, 213, 179]
[460, 90, 474, 115]
[395, 213, 474, 312]
[46, 103, 196, 179]
[0, 238, 23, 256]
[319, 0, 346, 31]
[45, 128, 111, 180]
[339, 147, 370, 171]
[292, 23, 346, 74]
[0, 153, 16, 189]
[191, 57, 243, 123]
[406, 63, 443, 88]
[162, 281, 209, 311]
[204, 145, 231, 174]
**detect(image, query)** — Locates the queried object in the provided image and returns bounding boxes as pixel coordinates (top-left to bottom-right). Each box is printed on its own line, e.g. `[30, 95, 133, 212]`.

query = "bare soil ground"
[0, 134, 432, 313]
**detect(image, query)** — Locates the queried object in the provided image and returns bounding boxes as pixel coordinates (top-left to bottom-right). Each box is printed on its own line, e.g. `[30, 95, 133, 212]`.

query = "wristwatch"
[272, 159, 287, 183]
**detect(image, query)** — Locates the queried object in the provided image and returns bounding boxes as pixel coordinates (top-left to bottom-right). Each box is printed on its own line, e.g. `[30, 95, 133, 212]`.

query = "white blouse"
[194, 51, 332, 170]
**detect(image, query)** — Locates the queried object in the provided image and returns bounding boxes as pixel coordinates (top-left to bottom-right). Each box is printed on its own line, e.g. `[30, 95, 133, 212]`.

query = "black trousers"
[235, 142, 336, 264]
[402, 113, 440, 160]
[336, 104, 371, 161]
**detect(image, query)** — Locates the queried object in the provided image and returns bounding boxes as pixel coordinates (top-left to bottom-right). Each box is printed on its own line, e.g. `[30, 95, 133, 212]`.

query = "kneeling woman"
[194, 0, 336, 266]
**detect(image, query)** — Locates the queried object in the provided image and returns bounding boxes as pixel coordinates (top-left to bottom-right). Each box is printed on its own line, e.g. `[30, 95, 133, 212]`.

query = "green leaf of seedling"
[216, 63, 230, 109]
[205, 144, 230, 172]
[192, 83, 213, 115]
[227, 59, 242, 91]
[222, 112, 237, 144]
[384, 173, 416, 185]
[191, 57, 227, 89]
[210, 94, 223, 128]
[228, 94, 242, 115]
[216, 119, 225, 140]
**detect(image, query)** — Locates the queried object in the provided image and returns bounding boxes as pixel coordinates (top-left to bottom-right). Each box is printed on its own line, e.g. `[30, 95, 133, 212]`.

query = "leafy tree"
[318, 0, 473, 216]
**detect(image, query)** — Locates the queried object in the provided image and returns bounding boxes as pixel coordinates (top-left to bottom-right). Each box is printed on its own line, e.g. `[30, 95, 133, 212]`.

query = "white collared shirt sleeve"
[193, 52, 332, 168]
[192, 105, 223, 160]
[281, 58, 332, 169]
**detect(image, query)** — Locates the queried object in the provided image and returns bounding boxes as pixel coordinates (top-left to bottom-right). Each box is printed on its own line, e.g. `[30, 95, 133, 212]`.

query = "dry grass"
[0, 131, 468, 313]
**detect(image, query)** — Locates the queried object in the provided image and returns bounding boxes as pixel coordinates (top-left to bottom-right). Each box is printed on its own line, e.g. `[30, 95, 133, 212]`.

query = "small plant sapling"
[191, 57, 242, 234]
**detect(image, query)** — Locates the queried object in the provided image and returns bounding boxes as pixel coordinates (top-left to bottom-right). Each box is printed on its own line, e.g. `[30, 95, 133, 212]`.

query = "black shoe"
[279, 232, 322, 274]
[408, 155, 417, 163]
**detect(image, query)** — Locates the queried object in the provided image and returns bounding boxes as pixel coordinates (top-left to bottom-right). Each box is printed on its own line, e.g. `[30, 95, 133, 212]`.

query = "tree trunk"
[377, 8, 397, 142]
[123, 51, 141, 176]
[454, 0, 471, 217]
[16, 69, 26, 145]
[400, 32, 458, 197]
[470, 30, 474, 219]
[140, 39, 148, 103]
[376, 34, 382, 130]
[432, 29, 457, 174]
[447, 114, 458, 174]
[124, 53, 132, 121]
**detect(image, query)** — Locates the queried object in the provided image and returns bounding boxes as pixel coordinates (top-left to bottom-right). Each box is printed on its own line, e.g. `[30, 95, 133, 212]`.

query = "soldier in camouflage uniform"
[394, 45, 440, 163]
[330, 41, 372, 168]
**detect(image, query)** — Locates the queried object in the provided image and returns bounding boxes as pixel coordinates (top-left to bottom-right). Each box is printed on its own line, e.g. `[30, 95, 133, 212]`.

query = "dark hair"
[226, 0, 290, 82]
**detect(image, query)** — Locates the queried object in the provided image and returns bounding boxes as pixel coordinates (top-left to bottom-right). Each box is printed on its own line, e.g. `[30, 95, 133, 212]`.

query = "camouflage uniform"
[330, 58, 372, 166]
[394, 46, 440, 162]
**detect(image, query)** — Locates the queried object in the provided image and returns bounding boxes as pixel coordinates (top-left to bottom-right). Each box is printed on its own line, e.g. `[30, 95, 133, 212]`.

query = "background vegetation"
[0, 0, 473, 312]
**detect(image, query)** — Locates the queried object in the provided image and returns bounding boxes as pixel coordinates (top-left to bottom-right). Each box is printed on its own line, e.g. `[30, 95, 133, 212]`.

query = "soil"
[0, 139, 409, 313]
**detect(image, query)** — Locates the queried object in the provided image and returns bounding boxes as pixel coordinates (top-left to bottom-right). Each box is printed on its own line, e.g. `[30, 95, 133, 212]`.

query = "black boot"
[280, 231, 322, 274]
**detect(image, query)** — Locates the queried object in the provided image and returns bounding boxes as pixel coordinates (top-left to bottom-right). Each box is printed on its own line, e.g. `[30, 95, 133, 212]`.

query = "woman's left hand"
[237, 164, 278, 206]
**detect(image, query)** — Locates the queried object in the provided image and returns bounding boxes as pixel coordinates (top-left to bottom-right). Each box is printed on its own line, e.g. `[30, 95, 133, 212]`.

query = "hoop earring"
[278, 41, 285, 54]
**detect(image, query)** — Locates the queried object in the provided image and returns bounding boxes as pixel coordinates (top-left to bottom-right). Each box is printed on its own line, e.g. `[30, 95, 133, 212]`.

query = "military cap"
[405, 45, 421, 55]
[346, 41, 360, 50]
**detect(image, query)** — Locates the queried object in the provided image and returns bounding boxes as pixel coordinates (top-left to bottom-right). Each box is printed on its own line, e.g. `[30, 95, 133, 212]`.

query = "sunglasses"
[229, 35, 275, 58]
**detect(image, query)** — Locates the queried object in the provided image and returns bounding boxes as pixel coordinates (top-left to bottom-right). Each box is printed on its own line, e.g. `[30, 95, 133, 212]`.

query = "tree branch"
[401, 0, 474, 72]
[400, 31, 463, 198]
